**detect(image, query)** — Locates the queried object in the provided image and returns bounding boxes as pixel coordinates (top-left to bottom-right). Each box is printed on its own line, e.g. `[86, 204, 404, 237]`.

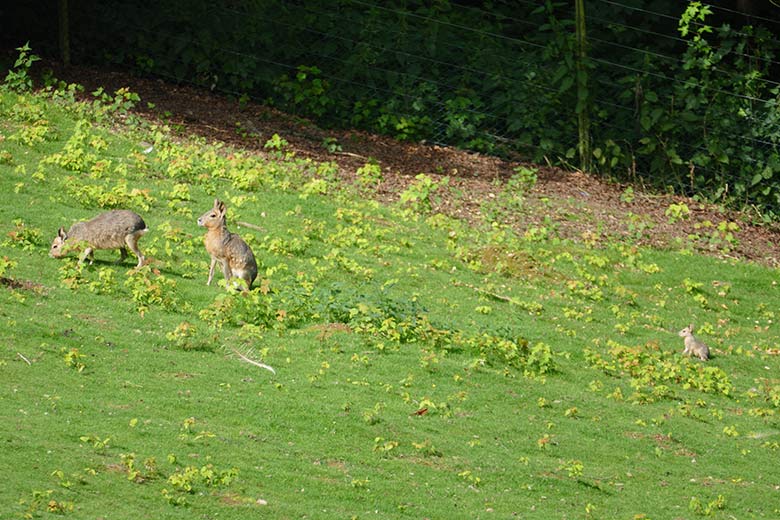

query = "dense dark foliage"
[4, 1, 780, 216]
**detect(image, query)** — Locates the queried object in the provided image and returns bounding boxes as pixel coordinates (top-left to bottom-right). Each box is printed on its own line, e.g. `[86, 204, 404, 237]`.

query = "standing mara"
[678, 324, 710, 361]
[197, 199, 258, 290]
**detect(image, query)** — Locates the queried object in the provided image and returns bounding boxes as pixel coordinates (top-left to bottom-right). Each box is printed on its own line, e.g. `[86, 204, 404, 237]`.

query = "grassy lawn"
[1, 71, 780, 519]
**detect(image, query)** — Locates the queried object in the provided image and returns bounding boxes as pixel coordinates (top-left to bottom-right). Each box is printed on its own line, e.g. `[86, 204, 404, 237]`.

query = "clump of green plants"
[0, 256, 16, 279]
[510, 165, 538, 193]
[90, 87, 140, 120]
[163, 183, 192, 215]
[17, 489, 73, 518]
[273, 65, 334, 119]
[300, 177, 329, 199]
[585, 340, 733, 399]
[682, 277, 710, 309]
[457, 469, 482, 488]
[170, 464, 237, 491]
[57, 258, 87, 289]
[558, 459, 584, 479]
[120, 452, 160, 483]
[263, 133, 290, 156]
[524, 342, 556, 377]
[665, 202, 691, 223]
[689, 220, 741, 253]
[80, 434, 112, 453]
[62, 347, 86, 372]
[372, 436, 399, 457]
[198, 274, 315, 331]
[165, 321, 215, 352]
[41, 120, 102, 173]
[411, 439, 442, 457]
[321, 136, 342, 153]
[65, 179, 155, 211]
[625, 212, 655, 242]
[3, 219, 42, 251]
[161, 463, 238, 506]
[84, 267, 117, 295]
[356, 160, 383, 189]
[124, 267, 183, 315]
[3, 42, 40, 92]
[8, 117, 50, 147]
[400, 173, 449, 213]
[481, 166, 538, 224]
[689, 494, 727, 517]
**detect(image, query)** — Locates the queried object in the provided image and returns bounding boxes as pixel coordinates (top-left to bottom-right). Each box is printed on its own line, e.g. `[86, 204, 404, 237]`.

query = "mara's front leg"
[78, 247, 94, 266]
[207, 256, 218, 285]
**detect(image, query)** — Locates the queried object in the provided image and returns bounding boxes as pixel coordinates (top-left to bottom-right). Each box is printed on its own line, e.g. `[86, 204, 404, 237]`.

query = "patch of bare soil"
[1, 276, 46, 293]
[47, 62, 780, 267]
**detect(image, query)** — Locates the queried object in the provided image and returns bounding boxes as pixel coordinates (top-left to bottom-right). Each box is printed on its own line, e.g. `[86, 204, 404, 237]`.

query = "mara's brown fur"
[197, 199, 258, 290]
[678, 324, 710, 361]
[49, 210, 147, 268]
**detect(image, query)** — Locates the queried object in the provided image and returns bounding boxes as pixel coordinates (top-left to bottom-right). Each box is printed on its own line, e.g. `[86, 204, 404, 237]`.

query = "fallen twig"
[335, 150, 367, 159]
[17, 352, 31, 365]
[452, 280, 514, 303]
[231, 348, 276, 374]
[236, 221, 266, 233]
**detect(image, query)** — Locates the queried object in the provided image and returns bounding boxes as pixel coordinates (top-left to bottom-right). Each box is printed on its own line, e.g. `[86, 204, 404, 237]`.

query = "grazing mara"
[49, 210, 147, 268]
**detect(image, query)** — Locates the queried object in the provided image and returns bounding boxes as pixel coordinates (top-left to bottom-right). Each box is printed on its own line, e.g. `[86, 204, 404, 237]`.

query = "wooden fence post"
[58, 0, 71, 66]
[575, 0, 590, 172]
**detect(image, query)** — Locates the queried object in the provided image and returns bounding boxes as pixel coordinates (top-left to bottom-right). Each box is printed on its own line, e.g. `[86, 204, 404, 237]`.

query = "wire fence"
[45, 0, 780, 210]
[71, 1, 581, 157]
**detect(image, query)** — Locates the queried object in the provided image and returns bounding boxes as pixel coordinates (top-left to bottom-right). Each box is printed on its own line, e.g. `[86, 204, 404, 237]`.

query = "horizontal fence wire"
[705, 1, 780, 25]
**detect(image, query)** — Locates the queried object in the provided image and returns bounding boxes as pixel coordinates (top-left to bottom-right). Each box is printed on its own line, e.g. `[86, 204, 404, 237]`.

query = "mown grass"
[1, 74, 780, 519]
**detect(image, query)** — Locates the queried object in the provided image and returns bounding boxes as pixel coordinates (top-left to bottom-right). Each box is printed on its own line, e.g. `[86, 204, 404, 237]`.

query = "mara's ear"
[58, 226, 67, 239]
[213, 198, 221, 209]
[688, 324, 695, 331]
[217, 200, 227, 215]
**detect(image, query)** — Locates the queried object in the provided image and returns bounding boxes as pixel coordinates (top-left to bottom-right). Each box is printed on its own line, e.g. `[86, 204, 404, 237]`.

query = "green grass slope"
[1, 79, 780, 519]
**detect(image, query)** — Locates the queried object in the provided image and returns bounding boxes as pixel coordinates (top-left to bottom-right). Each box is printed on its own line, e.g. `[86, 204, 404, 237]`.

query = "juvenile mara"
[197, 199, 258, 290]
[678, 324, 710, 361]
[49, 210, 147, 268]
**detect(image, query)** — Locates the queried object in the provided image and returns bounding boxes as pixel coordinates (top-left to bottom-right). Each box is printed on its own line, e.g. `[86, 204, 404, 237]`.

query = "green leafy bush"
[400, 174, 449, 213]
[2, 42, 39, 92]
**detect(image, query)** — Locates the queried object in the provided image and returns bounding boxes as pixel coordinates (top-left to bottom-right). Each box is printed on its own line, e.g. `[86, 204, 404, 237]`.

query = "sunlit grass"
[1, 78, 779, 519]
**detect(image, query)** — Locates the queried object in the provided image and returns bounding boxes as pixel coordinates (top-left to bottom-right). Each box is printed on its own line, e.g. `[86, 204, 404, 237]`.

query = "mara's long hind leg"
[125, 232, 145, 268]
